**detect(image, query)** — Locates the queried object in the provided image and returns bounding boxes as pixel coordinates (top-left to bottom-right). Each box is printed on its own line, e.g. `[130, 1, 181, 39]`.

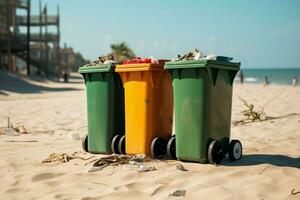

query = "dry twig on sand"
[42, 152, 95, 165]
[233, 97, 300, 126]
[93, 154, 151, 167]
[233, 87, 290, 126]
[89, 154, 152, 172]
[291, 189, 300, 196]
[240, 97, 267, 121]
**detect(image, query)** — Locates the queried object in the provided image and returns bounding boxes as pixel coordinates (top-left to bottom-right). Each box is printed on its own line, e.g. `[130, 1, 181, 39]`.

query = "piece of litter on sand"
[2, 128, 20, 136]
[129, 161, 142, 166]
[67, 133, 80, 140]
[137, 164, 156, 172]
[1, 117, 30, 135]
[31, 130, 54, 135]
[92, 154, 152, 171]
[131, 154, 149, 162]
[168, 190, 186, 197]
[291, 189, 300, 195]
[88, 165, 108, 172]
[176, 163, 188, 171]
[14, 126, 30, 134]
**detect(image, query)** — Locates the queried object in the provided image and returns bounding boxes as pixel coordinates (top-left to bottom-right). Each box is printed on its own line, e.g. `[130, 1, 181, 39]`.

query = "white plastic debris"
[203, 53, 217, 60]
[176, 163, 188, 171]
[88, 165, 108, 172]
[68, 133, 80, 140]
[4, 128, 20, 136]
[137, 164, 156, 172]
[176, 49, 220, 61]
[104, 60, 119, 65]
[150, 57, 159, 64]
[128, 161, 141, 166]
[193, 51, 205, 60]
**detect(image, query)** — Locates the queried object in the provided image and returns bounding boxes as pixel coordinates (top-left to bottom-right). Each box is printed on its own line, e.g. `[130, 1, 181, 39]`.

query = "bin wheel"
[82, 134, 88, 153]
[208, 140, 223, 164]
[166, 136, 176, 159]
[150, 137, 166, 158]
[118, 135, 126, 155]
[111, 135, 121, 154]
[228, 140, 242, 161]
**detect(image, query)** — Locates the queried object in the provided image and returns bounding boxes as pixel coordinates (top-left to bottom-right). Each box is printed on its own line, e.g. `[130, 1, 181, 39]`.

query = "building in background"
[0, 0, 88, 78]
[60, 43, 87, 72]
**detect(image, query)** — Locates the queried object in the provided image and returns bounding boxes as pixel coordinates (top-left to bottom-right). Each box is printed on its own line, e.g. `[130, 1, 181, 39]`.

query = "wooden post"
[56, 5, 60, 76]
[45, 4, 49, 78]
[6, 0, 13, 72]
[38, 0, 42, 75]
[26, 0, 31, 75]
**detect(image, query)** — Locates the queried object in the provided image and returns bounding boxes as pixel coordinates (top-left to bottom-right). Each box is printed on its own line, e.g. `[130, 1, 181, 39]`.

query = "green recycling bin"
[165, 58, 242, 164]
[79, 64, 125, 154]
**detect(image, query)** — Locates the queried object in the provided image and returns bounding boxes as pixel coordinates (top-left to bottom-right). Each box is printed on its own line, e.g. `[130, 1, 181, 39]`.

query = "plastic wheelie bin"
[115, 63, 173, 157]
[79, 64, 125, 154]
[164, 58, 242, 164]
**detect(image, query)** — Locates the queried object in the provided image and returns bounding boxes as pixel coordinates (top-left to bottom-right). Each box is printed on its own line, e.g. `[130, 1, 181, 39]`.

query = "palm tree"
[110, 42, 135, 61]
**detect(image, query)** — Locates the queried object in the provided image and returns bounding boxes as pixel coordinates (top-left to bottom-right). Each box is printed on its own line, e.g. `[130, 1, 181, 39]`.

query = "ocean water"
[235, 68, 300, 85]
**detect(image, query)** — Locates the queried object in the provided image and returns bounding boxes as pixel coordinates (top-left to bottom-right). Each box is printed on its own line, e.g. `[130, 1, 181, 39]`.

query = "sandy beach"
[0, 70, 299, 200]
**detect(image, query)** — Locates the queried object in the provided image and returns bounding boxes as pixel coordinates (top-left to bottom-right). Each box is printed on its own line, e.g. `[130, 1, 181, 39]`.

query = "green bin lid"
[78, 64, 115, 74]
[165, 58, 240, 71]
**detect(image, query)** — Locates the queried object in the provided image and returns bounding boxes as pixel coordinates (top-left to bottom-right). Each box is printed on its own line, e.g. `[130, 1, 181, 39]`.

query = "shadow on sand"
[222, 154, 300, 169]
[0, 70, 82, 94]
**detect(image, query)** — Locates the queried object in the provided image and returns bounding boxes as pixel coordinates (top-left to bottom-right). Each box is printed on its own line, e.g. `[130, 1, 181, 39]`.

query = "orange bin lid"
[115, 63, 166, 72]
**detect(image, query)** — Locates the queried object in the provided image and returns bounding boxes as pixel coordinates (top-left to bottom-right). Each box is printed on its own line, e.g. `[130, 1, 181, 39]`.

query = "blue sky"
[30, 0, 300, 68]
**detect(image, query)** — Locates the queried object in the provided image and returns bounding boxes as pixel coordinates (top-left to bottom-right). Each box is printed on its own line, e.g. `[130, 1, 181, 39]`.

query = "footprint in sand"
[6, 187, 22, 193]
[150, 185, 166, 197]
[81, 197, 101, 200]
[31, 172, 64, 182]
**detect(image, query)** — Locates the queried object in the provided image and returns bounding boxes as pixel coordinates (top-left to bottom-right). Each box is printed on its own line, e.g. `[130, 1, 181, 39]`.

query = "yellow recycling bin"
[115, 63, 173, 157]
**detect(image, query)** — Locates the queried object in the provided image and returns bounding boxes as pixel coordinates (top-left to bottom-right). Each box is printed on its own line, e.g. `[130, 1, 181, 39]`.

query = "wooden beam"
[26, 0, 31, 75]
[6, 0, 13, 72]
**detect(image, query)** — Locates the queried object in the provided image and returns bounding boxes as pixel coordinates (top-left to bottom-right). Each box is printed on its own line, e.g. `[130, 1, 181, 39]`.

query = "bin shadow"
[222, 154, 300, 169]
[0, 70, 81, 94]
[0, 90, 8, 96]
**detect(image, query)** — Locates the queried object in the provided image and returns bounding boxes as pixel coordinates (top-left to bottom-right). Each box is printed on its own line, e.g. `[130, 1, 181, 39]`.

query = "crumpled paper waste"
[176, 48, 216, 61]
[137, 164, 156, 172]
[122, 57, 168, 65]
[85, 54, 121, 66]
[175, 48, 234, 61]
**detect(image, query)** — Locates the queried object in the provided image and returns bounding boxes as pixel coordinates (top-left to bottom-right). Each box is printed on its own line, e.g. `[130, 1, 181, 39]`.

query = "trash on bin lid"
[122, 57, 169, 65]
[174, 48, 233, 62]
[85, 54, 121, 67]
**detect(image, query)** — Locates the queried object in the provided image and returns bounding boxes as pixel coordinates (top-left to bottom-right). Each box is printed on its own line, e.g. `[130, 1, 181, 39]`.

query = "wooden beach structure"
[0, 0, 61, 76]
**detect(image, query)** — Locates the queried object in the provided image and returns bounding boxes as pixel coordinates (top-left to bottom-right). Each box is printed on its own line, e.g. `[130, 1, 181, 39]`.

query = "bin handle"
[87, 73, 92, 82]
[227, 70, 238, 86]
[207, 68, 219, 86]
[172, 69, 181, 80]
[81, 74, 87, 84]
